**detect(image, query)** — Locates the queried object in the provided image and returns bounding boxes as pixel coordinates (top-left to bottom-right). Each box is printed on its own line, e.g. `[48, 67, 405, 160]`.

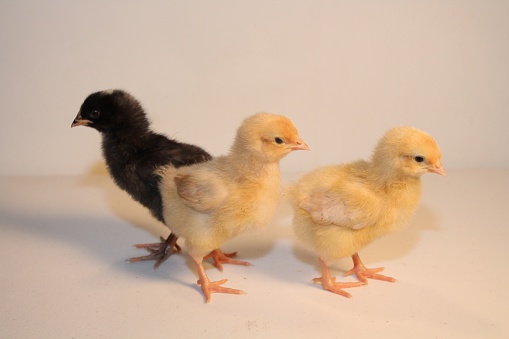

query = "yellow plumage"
[159, 113, 309, 302]
[287, 126, 444, 297]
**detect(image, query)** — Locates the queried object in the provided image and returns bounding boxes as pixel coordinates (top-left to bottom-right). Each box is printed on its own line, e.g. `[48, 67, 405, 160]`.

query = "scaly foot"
[203, 248, 252, 272]
[345, 253, 397, 284]
[313, 257, 363, 297]
[127, 233, 181, 269]
[313, 276, 364, 298]
[193, 258, 246, 303]
[198, 278, 246, 303]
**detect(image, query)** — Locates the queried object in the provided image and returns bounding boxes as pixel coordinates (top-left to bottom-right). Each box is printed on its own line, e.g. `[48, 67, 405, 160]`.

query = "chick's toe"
[345, 253, 397, 284]
[204, 249, 252, 272]
[313, 258, 364, 298]
[193, 259, 246, 303]
[128, 234, 181, 268]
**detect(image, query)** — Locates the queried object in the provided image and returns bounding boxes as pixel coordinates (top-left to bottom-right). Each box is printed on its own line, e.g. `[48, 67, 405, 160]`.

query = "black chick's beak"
[71, 112, 91, 128]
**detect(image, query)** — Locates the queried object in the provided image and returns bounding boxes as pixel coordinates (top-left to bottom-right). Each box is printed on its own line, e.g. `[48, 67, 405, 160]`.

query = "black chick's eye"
[414, 156, 425, 163]
[89, 110, 100, 119]
[274, 137, 284, 144]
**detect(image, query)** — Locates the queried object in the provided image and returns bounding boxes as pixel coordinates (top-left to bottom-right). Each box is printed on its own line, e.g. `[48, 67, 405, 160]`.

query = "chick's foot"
[345, 253, 397, 284]
[313, 258, 363, 297]
[193, 259, 246, 303]
[203, 248, 252, 272]
[127, 233, 181, 269]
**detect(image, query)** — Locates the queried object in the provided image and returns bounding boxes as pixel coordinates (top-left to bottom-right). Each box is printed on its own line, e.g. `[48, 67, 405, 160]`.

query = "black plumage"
[71, 89, 212, 266]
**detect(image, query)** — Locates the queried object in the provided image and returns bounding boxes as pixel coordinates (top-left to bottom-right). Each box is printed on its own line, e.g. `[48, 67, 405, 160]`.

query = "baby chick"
[287, 126, 444, 297]
[159, 113, 309, 302]
[71, 90, 212, 267]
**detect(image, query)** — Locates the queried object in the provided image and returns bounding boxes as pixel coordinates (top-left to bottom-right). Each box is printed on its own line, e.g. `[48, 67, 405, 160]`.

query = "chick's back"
[103, 132, 211, 222]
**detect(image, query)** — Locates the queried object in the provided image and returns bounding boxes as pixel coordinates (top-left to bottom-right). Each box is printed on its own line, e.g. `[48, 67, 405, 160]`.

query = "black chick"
[71, 89, 212, 267]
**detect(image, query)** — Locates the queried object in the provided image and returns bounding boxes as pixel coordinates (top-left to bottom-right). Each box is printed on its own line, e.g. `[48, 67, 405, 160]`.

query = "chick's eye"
[414, 156, 425, 163]
[274, 137, 284, 144]
[89, 110, 100, 119]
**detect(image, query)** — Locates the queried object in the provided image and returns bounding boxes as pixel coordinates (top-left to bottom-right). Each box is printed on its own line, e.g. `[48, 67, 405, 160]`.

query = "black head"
[71, 90, 150, 134]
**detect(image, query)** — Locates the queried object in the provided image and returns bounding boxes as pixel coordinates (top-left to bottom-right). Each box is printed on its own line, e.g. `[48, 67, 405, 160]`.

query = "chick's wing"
[299, 176, 383, 230]
[174, 168, 228, 212]
[299, 191, 364, 229]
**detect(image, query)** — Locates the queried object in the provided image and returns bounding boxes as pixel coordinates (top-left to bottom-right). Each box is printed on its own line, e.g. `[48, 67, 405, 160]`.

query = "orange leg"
[203, 248, 252, 272]
[312, 257, 364, 298]
[345, 253, 397, 284]
[128, 233, 181, 269]
[193, 258, 246, 303]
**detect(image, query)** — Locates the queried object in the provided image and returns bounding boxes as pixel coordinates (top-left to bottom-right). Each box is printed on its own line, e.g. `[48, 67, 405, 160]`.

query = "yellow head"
[372, 126, 445, 178]
[231, 113, 309, 162]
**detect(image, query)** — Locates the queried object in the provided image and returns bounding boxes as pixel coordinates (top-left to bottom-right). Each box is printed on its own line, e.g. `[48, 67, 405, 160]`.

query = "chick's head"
[232, 113, 309, 162]
[71, 90, 149, 133]
[372, 126, 445, 178]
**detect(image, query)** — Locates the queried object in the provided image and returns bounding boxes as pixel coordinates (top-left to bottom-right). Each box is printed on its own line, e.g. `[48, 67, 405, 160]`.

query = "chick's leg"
[312, 257, 364, 298]
[345, 253, 397, 284]
[203, 248, 252, 272]
[128, 233, 181, 269]
[193, 257, 246, 303]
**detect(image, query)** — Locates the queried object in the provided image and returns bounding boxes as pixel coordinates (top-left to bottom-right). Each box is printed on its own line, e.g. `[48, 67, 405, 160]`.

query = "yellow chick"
[159, 113, 309, 302]
[287, 126, 444, 297]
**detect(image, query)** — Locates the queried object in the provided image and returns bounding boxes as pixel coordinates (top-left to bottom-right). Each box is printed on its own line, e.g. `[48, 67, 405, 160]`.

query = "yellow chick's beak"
[427, 161, 446, 176]
[71, 112, 91, 128]
[288, 139, 310, 151]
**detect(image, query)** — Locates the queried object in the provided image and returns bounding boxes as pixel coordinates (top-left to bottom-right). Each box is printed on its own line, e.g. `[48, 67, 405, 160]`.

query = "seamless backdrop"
[1, 0, 508, 176]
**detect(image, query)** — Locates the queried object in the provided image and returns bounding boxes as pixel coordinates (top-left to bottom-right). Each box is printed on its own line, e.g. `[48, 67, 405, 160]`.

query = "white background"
[1, 2, 509, 338]
[1, 171, 508, 338]
[1, 0, 508, 176]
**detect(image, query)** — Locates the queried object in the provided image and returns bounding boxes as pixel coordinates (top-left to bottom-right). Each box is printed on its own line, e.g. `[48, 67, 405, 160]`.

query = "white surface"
[1, 1, 509, 176]
[1, 170, 508, 338]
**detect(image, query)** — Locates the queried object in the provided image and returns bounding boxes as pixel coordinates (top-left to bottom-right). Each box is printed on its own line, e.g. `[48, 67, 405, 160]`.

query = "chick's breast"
[211, 162, 281, 240]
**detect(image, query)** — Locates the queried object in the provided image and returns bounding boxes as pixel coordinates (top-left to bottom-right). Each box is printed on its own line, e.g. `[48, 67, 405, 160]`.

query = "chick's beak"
[427, 161, 446, 176]
[288, 138, 310, 151]
[71, 112, 91, 128]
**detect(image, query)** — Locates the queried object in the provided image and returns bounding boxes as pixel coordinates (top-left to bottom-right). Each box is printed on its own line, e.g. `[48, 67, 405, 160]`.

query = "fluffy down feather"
[159, 112, 309, 302]
[72, 90, 212, 267]
[287, 126, 444, 297]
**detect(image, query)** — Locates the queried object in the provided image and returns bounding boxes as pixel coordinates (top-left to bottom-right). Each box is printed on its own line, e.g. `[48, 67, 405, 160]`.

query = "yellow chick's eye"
[274, 137, 284, 144]
[414, 156, 425, 163]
